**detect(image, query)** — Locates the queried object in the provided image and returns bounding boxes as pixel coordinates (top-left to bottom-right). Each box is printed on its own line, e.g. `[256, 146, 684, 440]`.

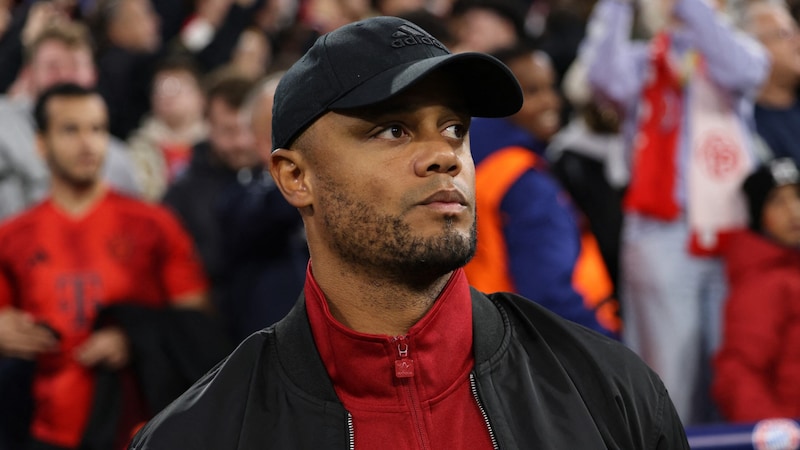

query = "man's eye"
[443, 124, 465, 139]
[375, 125, 406, 139]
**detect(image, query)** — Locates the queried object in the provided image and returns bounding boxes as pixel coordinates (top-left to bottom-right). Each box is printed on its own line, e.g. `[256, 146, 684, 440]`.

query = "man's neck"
[309, 255, 452, 336]
[50, 180, 107, 217]
[758, 77, 798, 109]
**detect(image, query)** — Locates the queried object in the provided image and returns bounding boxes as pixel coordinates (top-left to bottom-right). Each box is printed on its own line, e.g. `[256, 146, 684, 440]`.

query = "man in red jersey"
[0, 83, 210, 450]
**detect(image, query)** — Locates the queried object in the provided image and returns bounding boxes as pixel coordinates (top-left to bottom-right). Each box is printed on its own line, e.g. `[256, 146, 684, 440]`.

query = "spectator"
[713, 157, 800, 422]
[162, 71, 260, 316]
[465, 42, 620, 337]
[91, 0, 162, 139]
[548, 51, 627, 294]
[127, 55, 208, 202]
[448, 0, 527, 53]
[215, 73, 307, 340]
[178, 0, 267, 74]
[584, 0, 769, 424]
[743, 0, 800, 165]
[0, 83, 212, 450]
[0, 0, 77, 94]
[0, 22, 139, 222]
[228, 26, 272, 80]
[131, 17, 689, 449]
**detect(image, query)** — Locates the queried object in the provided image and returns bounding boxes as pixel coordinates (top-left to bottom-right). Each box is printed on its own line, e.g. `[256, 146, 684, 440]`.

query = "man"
[131, 17, 689, 449]
[0, 84, 213, 449]
[211, 73, 308, 340]
[742, 1, 800, 165]
[583, 0, 769, 423]
[127, 55, 208, 202]
[466, 43, 620, 337]
[162, 71, 262, 315]
[0, 22, 139, 221]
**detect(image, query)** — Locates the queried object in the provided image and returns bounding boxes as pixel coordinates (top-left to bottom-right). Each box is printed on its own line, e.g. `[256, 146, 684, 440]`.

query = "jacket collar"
[303, 267, 472, 404]
[273, 273, 504, 402]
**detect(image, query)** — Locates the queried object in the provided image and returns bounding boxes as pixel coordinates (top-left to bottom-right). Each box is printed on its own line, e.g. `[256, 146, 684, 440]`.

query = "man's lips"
[419, 190, 468, 213]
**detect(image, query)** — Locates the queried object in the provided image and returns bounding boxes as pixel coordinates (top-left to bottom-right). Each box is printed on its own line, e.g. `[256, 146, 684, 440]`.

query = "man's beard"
[318, 178, 476, 288]
[46, 151, 101, 190]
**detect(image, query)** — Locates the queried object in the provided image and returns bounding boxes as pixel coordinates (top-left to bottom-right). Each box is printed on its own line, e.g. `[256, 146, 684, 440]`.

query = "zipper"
[470, 372, 500, 450]
[392, 335, 429, 450]
[346, 411, 355, 450]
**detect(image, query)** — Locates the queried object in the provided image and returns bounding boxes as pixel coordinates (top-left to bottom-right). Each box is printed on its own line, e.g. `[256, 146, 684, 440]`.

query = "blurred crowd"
[1, 0, 800, 447]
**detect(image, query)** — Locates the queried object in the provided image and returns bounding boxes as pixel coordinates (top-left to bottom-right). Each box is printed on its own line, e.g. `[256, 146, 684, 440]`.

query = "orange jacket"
[465, 146, 621, 335]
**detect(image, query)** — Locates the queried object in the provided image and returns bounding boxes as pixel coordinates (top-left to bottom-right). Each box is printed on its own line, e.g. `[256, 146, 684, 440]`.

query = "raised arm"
[584, 0, 649, 108]
[676, 0, 769, 95]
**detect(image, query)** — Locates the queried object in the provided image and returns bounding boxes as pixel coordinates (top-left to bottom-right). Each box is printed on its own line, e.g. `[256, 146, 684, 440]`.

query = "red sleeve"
[0, 267, 13, 309]
[0, 227, 14, 309]
[712, 273, 792, 422]
[154, 207, 209, 304]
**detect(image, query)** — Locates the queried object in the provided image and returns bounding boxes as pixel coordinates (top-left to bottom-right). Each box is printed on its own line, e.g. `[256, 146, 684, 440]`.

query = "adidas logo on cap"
[391, 24, 445, 50]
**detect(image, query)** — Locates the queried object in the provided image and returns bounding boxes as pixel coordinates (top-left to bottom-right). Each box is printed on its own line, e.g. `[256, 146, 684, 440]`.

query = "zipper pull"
[394, 337, 414, 378]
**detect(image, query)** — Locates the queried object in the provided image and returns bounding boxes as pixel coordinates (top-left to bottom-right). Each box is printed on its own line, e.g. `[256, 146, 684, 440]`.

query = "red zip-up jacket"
[305, 268, 494, 449]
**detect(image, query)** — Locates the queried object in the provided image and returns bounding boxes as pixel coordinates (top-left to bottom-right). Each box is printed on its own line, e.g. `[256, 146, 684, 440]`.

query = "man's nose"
[414, 137, 463, 177]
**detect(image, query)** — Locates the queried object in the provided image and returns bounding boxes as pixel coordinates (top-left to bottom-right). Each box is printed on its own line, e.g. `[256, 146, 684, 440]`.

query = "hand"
[195, 0, 233, 27]
[21, 2, 65, 46]
[0, 308, 58, 359]
[74, 326, 130, 370]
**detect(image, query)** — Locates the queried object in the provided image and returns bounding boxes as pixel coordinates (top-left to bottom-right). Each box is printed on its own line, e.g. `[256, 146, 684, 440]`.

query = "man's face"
[762, 184, 800, 247]
[151, 69, 204, 129]
[296, 74, 476, 282]
[39, 95, 109, 188]
[207, 97, 259, 170]
[752, 8, 800, 83]
[29, 41, 96, 95]
[508, 51, 561, 142]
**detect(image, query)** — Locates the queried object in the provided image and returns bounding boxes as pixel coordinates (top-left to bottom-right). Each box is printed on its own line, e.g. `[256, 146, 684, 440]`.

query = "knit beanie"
[742, 157, 800, 232]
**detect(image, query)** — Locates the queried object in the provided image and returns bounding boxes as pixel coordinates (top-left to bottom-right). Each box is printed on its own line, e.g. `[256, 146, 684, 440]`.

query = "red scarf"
[624, 32, 683, 220]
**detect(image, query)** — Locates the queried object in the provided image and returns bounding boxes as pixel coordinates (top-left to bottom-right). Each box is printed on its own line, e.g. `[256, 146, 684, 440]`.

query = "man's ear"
[269, 148, 313, 209]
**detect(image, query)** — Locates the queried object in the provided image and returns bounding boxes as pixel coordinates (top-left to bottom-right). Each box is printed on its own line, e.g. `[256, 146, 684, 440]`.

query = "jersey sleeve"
[0, 266, 13, 309]
[154, 207, 209, 304]
[0, 229, 14, 309]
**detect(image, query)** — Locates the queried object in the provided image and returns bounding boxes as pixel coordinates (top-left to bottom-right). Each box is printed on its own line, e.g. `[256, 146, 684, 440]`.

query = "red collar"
[304, 266, 475, 408]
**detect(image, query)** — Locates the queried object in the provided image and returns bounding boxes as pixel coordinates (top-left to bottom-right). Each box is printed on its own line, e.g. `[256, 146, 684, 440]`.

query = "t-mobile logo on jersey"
[56, 272, 103, 330]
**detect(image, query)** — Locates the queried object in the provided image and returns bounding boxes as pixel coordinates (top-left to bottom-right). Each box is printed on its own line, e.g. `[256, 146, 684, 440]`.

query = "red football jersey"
[0, 190, 208, 448]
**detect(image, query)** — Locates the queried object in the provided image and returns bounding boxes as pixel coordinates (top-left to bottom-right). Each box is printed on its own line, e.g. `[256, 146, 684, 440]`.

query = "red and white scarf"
[625, 32, 752, 255]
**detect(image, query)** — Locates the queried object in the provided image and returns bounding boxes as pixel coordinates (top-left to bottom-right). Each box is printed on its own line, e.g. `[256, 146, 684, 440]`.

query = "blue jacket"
[469, 118, 609, 335]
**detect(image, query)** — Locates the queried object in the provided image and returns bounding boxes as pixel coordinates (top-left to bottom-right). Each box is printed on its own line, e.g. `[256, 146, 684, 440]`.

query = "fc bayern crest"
[697, 130, 743, 180]
[752, 419, 800, 450]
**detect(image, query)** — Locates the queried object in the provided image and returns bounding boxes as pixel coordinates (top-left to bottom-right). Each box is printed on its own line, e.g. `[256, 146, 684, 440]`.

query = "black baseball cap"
[271, 16, 523, 150]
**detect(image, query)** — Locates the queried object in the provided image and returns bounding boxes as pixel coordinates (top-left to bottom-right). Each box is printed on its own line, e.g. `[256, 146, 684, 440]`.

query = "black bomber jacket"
[130, 289, 690, 449]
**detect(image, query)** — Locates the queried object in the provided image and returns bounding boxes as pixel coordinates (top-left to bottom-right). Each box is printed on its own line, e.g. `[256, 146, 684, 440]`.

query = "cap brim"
[329, 52, 522, 118]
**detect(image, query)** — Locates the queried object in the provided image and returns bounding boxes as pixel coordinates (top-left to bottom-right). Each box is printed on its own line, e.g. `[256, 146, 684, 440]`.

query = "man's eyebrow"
[336, 101, 470, 122]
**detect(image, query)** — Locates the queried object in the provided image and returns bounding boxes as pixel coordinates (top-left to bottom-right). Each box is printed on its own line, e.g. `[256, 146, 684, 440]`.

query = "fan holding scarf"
[582, 0, 769, 425]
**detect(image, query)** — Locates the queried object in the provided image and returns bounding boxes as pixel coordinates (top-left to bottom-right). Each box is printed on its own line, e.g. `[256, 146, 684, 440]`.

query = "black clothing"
[96, 47, 160, 140]
[216, 173, 307, 340]
[164, 142, 306, 340]
[131, 289, 689, 449]
[162, 141, 236, 285]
